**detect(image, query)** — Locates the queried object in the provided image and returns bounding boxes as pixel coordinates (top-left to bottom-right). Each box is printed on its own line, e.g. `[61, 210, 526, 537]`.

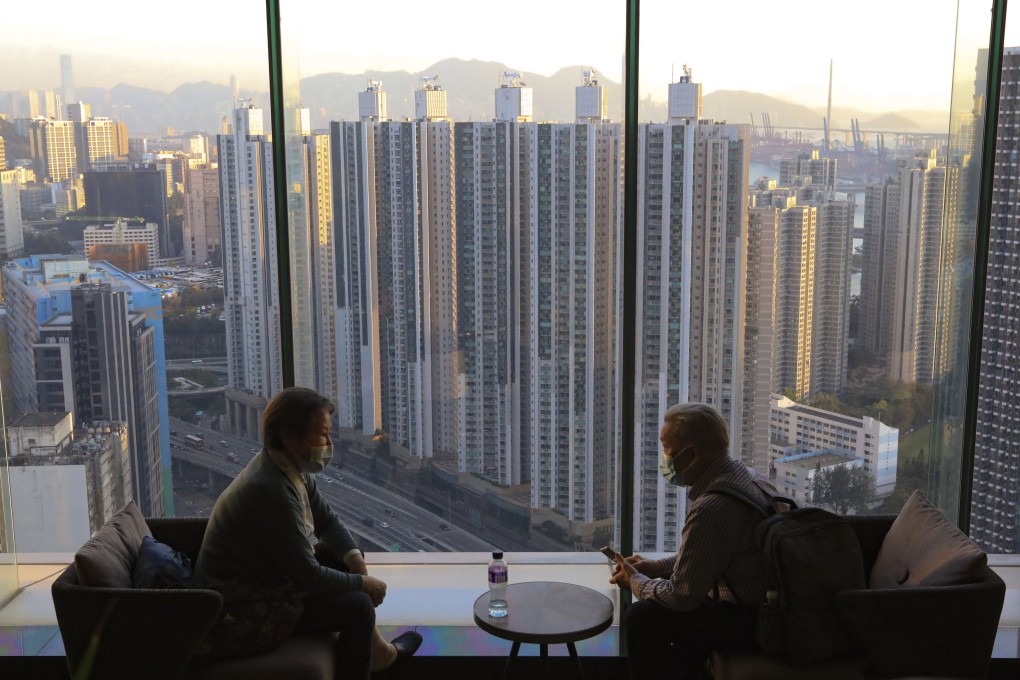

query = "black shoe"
[390, 630, 422, 665]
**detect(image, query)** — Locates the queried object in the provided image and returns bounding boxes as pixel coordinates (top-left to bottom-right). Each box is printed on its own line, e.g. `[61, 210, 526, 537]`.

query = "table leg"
[501, 640, 521, 680]
[567, 642, 584, 679]
[540, 644, 549, 679]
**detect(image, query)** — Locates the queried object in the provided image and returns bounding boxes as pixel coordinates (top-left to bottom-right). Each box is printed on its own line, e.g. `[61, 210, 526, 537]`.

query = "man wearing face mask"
[195, 387, 421, 678]
[609, 402, 775, 679]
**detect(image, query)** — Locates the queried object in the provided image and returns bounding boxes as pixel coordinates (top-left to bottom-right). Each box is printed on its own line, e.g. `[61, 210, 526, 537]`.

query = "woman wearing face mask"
[195, 387, 421, 678]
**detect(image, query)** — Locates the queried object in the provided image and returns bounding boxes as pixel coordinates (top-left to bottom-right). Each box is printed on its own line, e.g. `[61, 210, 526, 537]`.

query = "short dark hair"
[662, 402, 729, 456]
[262, 387, 335, 449]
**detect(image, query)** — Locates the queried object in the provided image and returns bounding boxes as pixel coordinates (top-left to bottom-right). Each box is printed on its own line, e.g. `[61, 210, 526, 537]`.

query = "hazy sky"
[1, 0, 1013, 112]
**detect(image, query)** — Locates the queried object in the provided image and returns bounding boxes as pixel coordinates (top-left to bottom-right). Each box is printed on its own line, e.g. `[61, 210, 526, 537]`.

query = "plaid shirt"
[630, 455, 774, 611]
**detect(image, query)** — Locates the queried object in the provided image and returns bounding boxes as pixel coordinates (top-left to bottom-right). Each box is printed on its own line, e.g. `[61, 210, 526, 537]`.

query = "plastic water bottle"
[487, 550, 508, 617]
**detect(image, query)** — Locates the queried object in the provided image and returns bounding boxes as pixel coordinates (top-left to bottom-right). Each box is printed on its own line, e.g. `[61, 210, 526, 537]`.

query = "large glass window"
[0, 0, 1016, 663]
[274, 0, 626, 554]
[635, 0, 991, 545]
[0, 2, 270, 559]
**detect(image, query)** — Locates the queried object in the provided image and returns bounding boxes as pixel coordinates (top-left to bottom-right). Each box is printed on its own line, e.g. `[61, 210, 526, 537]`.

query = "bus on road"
[184, 434, 204, 449]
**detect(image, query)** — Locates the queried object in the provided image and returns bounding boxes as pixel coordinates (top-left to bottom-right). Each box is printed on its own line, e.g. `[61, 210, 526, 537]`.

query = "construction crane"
[762, 112, 774, 140]
[851, 118, 865, 152]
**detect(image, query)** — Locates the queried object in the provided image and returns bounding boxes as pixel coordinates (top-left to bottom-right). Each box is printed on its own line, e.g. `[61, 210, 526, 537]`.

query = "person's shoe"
[390, 630, 422, 665]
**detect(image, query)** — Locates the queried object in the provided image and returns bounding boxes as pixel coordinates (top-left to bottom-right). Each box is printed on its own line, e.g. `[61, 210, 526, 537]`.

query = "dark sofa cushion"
[75, 500, 152, 588]
[132, 535, 194, 588]
[870, 490, 986, 589]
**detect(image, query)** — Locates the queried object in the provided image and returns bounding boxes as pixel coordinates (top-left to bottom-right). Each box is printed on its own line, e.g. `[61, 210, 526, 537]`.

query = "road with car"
[168, 417, 492, 552]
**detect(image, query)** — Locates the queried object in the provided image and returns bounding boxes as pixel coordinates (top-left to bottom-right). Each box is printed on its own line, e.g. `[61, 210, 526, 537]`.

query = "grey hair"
[662, 403, 729, 456]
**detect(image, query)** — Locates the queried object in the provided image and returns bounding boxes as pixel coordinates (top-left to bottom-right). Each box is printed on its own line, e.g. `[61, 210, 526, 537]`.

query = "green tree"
[874, 456, 929, 514]
[808, 392, 843, 414]
[24, 231, 74, 255]
[812, 464, 873, 515]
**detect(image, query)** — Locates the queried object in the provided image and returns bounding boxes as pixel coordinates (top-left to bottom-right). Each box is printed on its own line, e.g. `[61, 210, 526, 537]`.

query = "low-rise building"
[772, 446, 865, 503]
[6, 413, 132, 549]
[769, 394, 899, 496]
[84, 219, 161, 268]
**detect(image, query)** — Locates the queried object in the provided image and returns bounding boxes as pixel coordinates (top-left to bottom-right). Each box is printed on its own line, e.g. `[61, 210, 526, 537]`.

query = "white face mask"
[298, 441, 333, 474]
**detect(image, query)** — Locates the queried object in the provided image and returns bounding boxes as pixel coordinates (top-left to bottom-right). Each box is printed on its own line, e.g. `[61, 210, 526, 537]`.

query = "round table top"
[472, 581, 615, 645]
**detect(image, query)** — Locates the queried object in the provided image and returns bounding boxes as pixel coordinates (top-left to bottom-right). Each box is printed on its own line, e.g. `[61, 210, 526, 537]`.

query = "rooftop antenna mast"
[502, 71, 524, 88]
[825, 59, 833, 151]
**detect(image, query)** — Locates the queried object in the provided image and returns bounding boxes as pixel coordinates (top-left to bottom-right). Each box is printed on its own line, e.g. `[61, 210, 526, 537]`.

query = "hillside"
[1, 58, 947, 136]
[301, 58, 625, 126]
[702, 90, 823, 128]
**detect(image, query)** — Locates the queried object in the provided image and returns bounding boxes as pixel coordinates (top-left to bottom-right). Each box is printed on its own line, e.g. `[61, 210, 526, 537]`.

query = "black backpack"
[708, 481, 865, 666]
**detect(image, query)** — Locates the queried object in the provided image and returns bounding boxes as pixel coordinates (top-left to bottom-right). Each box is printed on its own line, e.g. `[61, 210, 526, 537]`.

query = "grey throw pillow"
[75, 500, 153, 588]
[870, 490, 986, 589]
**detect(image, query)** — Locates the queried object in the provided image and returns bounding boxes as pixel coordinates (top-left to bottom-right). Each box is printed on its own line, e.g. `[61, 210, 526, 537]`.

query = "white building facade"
[769, 394, 898, 497]
[632, 72, 751, 552]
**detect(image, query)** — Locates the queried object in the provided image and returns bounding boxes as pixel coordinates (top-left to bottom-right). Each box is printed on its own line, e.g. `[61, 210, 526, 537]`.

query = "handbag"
[192, 581, 305, 664]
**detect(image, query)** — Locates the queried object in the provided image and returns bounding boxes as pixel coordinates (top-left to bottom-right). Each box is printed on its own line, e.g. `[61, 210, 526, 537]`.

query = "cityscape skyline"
[0, 34, 1013, 554]
[212, 73, 912, 551]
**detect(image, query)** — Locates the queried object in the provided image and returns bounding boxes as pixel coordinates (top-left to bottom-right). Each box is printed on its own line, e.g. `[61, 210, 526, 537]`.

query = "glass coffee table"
[473, 581, 615, 679]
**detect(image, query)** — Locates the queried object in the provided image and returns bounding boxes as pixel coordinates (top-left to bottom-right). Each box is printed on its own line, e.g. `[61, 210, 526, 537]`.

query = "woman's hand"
[361, 574, 388, 607]
[346, 552, 369, 576]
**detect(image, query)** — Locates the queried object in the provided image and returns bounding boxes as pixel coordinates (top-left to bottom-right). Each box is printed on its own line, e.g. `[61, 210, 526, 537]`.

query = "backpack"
[708, 480, 865, 666]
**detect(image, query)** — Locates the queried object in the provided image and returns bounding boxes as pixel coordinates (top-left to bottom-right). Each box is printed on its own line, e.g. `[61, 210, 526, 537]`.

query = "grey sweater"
[194, 449, 363, 594]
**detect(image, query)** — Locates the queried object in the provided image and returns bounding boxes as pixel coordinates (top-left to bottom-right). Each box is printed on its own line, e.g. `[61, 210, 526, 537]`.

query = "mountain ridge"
[1, 58, 948, 141]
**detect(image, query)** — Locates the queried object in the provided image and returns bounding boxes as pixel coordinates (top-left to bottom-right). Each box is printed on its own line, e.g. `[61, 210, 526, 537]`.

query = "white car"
[379, 522, 390, 529]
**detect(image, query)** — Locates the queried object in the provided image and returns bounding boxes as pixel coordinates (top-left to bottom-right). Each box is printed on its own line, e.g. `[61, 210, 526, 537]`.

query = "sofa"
[710, 491, 1006, 680]
[51, 502, 337, 680]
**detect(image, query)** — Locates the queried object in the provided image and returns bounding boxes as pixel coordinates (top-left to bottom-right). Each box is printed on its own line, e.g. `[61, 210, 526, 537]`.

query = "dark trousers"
[624, 598, 758, 680]
[295, 545, 375, 680]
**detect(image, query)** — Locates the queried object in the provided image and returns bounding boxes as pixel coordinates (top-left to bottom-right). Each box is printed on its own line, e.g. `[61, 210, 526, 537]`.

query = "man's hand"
[625, 554, 659, 577]
[609, 554, 636, 590]
[346, 552, 369, 576]
[361, 574, 387, 607]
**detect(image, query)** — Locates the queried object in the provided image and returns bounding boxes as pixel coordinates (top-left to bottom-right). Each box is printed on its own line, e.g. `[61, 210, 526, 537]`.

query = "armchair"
[711, 515, 1006, 680]
[52, 516, 337, 680]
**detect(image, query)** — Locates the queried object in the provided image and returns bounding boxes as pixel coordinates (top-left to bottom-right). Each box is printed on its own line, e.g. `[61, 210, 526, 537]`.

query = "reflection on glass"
[0, 383, 16, 602]
[930, 1, 997, 527]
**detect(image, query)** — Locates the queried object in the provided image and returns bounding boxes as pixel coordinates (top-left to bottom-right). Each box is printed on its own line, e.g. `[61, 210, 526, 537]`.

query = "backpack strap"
[703, 480, 799, 606]
[707, 481, 771, 516]
[704, 482, 768, 607]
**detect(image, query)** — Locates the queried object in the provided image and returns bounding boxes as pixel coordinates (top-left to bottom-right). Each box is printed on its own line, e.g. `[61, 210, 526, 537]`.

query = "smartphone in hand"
[600, 545, 619, 561]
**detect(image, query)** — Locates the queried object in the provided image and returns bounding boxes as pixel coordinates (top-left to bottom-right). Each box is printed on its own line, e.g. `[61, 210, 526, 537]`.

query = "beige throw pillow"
[870, 490, 986, 589]
[74, 500, 153, 588]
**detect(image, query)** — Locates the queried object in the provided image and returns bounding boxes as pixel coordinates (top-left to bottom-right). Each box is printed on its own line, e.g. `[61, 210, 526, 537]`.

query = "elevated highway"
[168, 418, 492, 553]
